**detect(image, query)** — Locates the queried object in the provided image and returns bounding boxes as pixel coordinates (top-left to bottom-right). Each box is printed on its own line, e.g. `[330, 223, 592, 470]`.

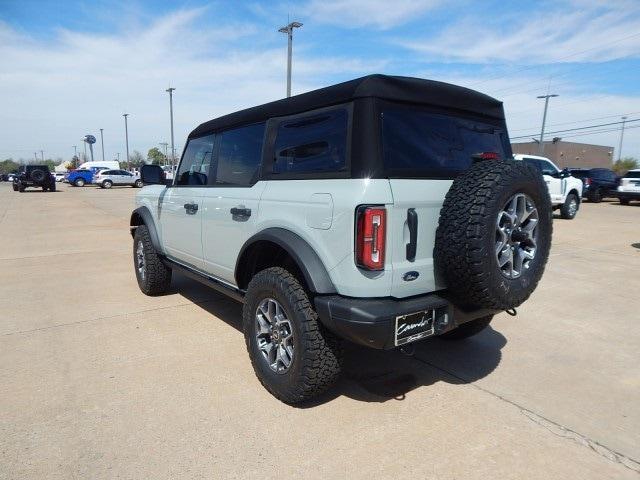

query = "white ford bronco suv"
[513, 154, 583, 219]
[131, 75, 552, 404]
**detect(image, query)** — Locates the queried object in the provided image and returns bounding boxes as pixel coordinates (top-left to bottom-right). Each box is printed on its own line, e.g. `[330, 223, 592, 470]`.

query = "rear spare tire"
[30, 169, 46, 183]
[435, 160, 552, 311]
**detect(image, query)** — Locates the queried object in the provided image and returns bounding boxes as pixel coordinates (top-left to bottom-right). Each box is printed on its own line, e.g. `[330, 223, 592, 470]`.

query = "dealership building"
[511, 140, 614, 169]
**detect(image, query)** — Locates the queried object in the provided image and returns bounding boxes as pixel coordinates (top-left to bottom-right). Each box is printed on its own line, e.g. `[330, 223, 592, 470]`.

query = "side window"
[539, 160, 557, 176]
[121, 170, 132, 176]
[214, 123, 265, 186]
[176, 135, 213, 186]
[273, 109, 348, 174]
[523, 158, 541, 172]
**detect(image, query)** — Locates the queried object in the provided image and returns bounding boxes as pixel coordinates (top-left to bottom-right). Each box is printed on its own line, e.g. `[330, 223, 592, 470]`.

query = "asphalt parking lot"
[0, 182, 638, 479]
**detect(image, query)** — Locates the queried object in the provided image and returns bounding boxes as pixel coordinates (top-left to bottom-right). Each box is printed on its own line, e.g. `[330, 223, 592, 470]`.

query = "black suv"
[13, 165, 56, 192]
[568, 167, 618, 202]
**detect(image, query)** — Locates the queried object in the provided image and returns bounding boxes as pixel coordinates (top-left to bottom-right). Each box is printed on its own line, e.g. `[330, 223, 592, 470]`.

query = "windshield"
[381, 105, 511, 178]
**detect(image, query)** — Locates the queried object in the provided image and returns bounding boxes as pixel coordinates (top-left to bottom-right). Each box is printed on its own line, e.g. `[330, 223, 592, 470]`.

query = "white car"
[94, 169, 143, 188]
[617, 169, 640, 205]
[513, 154, 583, 219]
[54, 173, 66, 182]
[129, 75, 554, 403]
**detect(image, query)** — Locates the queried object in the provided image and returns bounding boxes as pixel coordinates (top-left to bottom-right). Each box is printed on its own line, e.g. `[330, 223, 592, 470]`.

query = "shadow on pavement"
[172, 272, 505, 406]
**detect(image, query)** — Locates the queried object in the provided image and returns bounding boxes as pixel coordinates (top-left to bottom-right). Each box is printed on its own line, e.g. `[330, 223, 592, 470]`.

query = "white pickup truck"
[513, 154, 583, 219]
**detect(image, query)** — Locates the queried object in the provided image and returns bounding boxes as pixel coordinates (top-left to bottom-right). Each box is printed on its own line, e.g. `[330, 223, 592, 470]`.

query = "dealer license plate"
[395, 310, 435, 346]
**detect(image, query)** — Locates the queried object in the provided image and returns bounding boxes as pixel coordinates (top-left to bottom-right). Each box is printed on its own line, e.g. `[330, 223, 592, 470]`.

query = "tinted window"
[214, 123, 265, 186]
[538, 160, 558, 176]
[176, 135, 213, 186]
[381, 106, 510, 178]
[273, 109, 348, 174]
[121, 170, 132, 176]
[626, 171, 640, 178]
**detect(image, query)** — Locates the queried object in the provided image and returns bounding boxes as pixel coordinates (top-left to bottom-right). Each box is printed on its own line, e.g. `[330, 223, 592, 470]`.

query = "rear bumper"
[617, 191, 640, 200]
[314, 293, 497, 349]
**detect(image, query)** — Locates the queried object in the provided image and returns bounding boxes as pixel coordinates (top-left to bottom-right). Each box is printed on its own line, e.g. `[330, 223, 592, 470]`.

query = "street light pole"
[40, 150, 44, 162]
[73, 145, 77, 164]
[618, 116, 628, 162]
[34, 152, 38, 162]
[100, 128, 105, 162]
[536, 94, 558, 155]
[278, 21, 303, 98]
[165, 87, 176, 169]
[123, 113, 130, 165]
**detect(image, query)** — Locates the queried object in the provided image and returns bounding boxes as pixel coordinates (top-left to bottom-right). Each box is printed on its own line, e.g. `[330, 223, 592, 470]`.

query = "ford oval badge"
[403, 271, 419, 282]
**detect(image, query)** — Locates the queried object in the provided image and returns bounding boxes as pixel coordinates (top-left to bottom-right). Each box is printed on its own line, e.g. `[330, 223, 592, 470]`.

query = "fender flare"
[235, 228, 336, 294]
[130, 206, 163, 254]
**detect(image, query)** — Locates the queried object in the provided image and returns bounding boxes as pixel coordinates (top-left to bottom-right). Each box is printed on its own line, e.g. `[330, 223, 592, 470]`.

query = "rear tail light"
[472, 151, 500, 161]
[356, 206, 386, 271]
[585, 178, 591, 186]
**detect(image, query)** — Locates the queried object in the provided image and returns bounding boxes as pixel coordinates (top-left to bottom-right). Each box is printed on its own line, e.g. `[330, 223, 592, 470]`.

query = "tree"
[147, 147, 167, 165]
[129, 150, 145, 167]
[0, 158, 20, 174]
[613, 157, 639, 176]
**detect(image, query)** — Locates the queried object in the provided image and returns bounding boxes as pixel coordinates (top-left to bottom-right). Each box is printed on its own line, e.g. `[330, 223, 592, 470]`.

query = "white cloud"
[303, 0, 442, 29]
[0, 10, 381, 161]
[401, 1, 640, 63]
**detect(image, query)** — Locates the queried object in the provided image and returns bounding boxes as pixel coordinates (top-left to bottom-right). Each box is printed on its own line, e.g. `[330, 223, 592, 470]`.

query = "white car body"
[54, 173, 66, 182]
[513, 154, 583, 206]
[617, 169, 640, 203]
[78, 161, 120, 171]
[95, 169, 141, 188]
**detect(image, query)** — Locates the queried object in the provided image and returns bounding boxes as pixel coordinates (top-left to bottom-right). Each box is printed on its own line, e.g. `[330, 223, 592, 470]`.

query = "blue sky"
[1, 0, 639, 161]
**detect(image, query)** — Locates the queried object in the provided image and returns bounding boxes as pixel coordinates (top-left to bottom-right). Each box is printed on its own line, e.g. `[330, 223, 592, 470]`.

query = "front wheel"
[588, 188, 602, 203]
[560, 193, 579, 219]
[134, 179, 143, 188]
[102, 180, 113, 189]
[440, 316, 493, 340]
[133, 225, 172, 295]
[243, 267, 342, 404]
[74, 178, 85, 187]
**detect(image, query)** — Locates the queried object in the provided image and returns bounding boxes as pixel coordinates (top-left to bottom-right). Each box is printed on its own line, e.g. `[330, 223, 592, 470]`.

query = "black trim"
[314, 293, 497, 349]
[163, 257, 245, 303]
[130, 206, 163, 254]
[235, 228, 337, 294]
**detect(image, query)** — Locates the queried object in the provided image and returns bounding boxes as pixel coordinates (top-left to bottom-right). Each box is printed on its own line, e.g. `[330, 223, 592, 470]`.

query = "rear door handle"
[230, 206, 251, 220]
[183, 203, 198, 214]
[406, 208, 418, 262]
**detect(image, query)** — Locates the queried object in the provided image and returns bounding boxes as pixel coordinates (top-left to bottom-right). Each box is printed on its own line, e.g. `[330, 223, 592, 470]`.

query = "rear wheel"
[133, 224, 172, 295]
[243, 267, 342, 404]
[588, 188, 602, 203]
[560, 193, 579, 219]
[440, 316, 493, 340]
[102, 180, 113, 189]
[134, 179, 143, 188]
[620, 198, 630, 205]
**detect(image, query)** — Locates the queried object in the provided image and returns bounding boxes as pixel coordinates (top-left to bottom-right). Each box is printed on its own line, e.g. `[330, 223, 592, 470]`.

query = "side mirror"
[559, 167, 571, 178]
[141, 164, 170, 186]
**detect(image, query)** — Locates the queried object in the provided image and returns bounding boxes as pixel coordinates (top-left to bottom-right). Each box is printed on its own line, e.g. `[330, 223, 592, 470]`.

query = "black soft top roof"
[189, 74, 505, 138]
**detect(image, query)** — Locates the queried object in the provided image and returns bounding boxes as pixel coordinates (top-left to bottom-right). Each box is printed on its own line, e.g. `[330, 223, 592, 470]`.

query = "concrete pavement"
[0, 182, 638, 479]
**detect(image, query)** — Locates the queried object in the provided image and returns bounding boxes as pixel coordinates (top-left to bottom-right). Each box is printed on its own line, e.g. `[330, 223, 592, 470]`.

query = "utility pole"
[40, 150, 44, 162]
[165, 87, 176, 169]
[83, 141, 87, 161]
[100, 128, 105, 161]
[159, 142, 169, 165]
[536, 94, 558, 155]
[618, 116, 628, 161]
[123, 113, 130, 164]
[34, 152, 38, 162]
[278, 21, 303, 98]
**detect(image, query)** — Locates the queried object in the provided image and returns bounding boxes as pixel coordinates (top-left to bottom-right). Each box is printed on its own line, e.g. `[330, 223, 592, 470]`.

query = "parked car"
[53, 172, 66, 182]
[66, 167, 109, 186]
[616, 169, 640, 205]
[568, 167, 619, 202]
[13, 165, 56, 192]
[7, 173, 17, 182]
[513, 154, 583, 219]
[94, 169, 143, 188]
[0, 173, 8, 182]
[129, 74, 553, 404]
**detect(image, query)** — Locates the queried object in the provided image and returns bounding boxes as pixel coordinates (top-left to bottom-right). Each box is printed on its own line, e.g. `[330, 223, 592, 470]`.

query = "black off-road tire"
[243, 267, 342, 404]
[620, 198, 630, 205]
[435, 160, 552, 311]
[50, 182, 56, 192]
[30, 169, 46, 183]
[12, 183, 18, 192]
[18, 184, 25, 192]
[588, 188, 602, 203]
[560, 192, 579, 219]
[440, 315, 493, 340]
[133, 224, 172, 295]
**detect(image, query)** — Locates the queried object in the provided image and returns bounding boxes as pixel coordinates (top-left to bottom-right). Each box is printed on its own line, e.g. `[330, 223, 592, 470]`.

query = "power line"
[510, 118, 640, 140]
[548, 124, 640, 140]
[509, 111, 640, 132]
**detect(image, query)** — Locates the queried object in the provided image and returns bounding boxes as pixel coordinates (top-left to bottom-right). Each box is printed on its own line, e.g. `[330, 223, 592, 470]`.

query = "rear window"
[381, 106, 510, 178]
[625, 171, 640, 178]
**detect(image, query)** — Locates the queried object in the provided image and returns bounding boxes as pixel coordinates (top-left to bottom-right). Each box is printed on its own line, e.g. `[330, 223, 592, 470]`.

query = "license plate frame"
[394, 310, 435, 346]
